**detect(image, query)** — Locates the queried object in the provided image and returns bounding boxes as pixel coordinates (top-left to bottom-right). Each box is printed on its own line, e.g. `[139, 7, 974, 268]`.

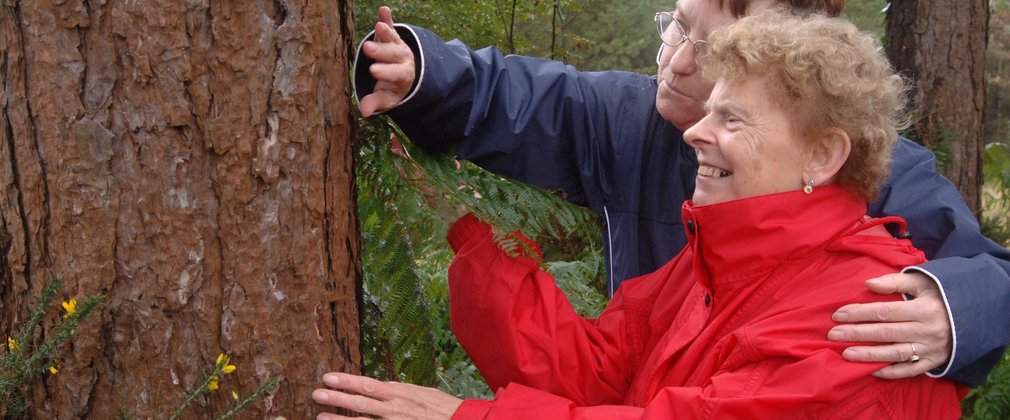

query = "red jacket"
[447, 186, 963, 419]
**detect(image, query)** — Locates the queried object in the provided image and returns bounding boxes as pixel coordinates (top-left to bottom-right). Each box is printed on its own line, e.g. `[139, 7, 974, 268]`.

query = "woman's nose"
[683, 114, 713, 148]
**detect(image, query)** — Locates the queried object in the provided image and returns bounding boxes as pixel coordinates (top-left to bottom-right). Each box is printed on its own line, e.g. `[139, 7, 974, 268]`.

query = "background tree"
[886, 0, 989, 213]
[987, 0, 1010, 146]
[0, 1, 360, 418]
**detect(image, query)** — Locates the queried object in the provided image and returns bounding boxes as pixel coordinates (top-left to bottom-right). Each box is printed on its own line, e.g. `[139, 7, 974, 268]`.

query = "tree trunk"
[0, 0, 361, 418]
[886, 0, 988, 213]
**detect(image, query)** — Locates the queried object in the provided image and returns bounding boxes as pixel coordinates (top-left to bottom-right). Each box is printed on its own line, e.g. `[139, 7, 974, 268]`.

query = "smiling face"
[682, 75, 813, 206]
[655, 0, 775, 130]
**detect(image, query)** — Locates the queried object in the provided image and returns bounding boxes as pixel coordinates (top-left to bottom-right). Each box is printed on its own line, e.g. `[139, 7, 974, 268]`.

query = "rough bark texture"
[886, 0, 989, 213]
[0, 0, 361, 418]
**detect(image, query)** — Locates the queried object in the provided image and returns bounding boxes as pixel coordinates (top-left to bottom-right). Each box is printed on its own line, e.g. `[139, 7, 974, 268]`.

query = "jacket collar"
[680, 185, 867, 291]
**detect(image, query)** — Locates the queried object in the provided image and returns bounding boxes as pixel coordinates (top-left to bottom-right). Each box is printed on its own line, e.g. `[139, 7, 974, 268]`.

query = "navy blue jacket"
[354, 24, 1010, 387]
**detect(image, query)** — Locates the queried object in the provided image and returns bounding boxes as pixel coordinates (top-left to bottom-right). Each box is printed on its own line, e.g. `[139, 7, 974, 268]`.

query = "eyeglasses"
[655, 12, 707, 63]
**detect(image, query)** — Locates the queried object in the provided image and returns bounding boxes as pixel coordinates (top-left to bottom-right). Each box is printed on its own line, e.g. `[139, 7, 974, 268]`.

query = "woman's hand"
[312, 372, 463, 420]
[359, 6, 416, 117]
[827, 272, 953, 378]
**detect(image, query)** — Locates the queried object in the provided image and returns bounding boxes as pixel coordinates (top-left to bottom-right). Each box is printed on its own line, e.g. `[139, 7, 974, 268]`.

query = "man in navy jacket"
[352, 2, 1010, 386]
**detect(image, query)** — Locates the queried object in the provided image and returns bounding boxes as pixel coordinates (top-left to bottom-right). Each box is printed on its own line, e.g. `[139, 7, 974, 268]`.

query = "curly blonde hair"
[703, 10, 910, 201]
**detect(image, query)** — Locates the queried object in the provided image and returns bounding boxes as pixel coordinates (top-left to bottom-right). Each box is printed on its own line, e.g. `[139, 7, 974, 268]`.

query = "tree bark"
[0, 0, 361, 418]
[886, 0, 989, 213]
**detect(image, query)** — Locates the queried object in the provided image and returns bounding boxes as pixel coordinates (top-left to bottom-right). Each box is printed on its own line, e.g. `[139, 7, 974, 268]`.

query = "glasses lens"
[657, 13, 684, 47]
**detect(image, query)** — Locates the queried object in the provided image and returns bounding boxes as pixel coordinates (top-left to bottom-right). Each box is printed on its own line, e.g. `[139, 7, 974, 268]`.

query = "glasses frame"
[655, 12, 708, 64]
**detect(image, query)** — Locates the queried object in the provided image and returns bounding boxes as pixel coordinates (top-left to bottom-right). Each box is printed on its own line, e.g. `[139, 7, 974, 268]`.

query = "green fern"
[356, 115, 606, 398]
[963, 350, 1010, 419]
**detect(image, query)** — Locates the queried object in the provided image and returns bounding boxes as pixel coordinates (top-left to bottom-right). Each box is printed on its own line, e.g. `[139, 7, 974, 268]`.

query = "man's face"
[655, 0, 774, 131]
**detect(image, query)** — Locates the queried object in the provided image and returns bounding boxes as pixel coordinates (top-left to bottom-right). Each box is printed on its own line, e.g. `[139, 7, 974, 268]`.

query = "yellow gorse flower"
[7, 336, 19, 352]
[216, 353, 237, 374]
[208, 375, 220, 392]
[62, 298, 77, 319]
[49, 366, 58, 374]
[231, 390, 239, 401]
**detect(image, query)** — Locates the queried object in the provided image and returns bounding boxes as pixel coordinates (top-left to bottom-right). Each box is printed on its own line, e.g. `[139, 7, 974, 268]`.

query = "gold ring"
[907, 343, 920, 364]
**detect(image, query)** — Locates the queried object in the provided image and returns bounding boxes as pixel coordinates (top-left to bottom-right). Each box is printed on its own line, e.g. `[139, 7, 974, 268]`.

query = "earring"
[803, 179, 815, 195]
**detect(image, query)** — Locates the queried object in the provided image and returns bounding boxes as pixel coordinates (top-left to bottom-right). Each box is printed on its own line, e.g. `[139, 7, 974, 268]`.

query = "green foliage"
[355, 114, 605, 397]
[963, 351, 1010, 419]
[353, 4, 609, 395]
[565, 0, 678, 74]
[841, 0, 887, 35]
[1, 278, 274, 418]
[356, 118, 444, 388]
[969, 144, 1010, 419]
[0, 277, 103, 417]
[355, 0, 665, 74]
[981, 142, 1010, 246]
[987, 0, 1010, 145]
[168, 353, 278, 420]
[355, 0, 585, 59]
[214, 378, 279, 420]
[546, 250, 607, 317]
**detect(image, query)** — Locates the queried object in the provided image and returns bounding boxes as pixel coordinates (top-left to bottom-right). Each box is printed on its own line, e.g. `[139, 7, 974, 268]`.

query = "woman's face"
[683, 75, 812, 206]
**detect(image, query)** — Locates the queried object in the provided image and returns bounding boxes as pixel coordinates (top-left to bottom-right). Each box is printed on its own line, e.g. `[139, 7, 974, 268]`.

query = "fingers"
[839, 343, 943, 379]
[841, 342, 928, 365]
[828, 271, 953, 381]
[312, 388, 392, 418]
[358, 19, 415, 117]
[863, 272, 934, 296]
[317, 413, 371, 420]
[378, 6, 394, 27]
[322, 372, 398, 401]
[832, 272, 942, 324]
[364, 30, 408, 63]
[828, 298, 949, 345]
[313, 372, 465, 419]
[369, 63, 415, 87]
[872, 361, 936, 380]
[831, 300, 917, 324]
[372, 9, 402, 45]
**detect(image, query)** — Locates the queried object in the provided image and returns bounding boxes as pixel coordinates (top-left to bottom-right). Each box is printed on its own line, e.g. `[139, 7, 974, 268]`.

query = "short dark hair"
[718, 0, 845, 17]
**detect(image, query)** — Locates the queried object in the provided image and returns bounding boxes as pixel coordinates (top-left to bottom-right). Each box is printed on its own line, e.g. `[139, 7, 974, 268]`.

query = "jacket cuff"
[911, 256, 1010, 387]
[447, 213, 491, 253]
[900, 266, 956, 378]
[352, 23, 424, 111]
[451, 399, 492, 419]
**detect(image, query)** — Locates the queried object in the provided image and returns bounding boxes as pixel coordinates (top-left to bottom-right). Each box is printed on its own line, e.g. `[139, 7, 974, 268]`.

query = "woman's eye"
[725, 114, 742, 126]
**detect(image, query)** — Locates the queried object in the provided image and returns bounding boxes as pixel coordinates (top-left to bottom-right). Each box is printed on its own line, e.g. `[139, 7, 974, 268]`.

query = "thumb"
[358, 95, 377, 117]
[358, 91, 402, 117]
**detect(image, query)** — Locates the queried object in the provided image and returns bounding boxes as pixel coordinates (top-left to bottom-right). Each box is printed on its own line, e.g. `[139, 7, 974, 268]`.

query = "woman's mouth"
[698, 164, 732, 178]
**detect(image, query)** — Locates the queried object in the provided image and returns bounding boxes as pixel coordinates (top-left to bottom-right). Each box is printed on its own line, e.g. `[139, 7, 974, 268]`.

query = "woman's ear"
[804, 127, 851, 186]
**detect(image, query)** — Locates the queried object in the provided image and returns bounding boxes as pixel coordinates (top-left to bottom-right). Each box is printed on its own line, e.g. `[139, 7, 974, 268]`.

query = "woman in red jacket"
[313, 10, 963, 419]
